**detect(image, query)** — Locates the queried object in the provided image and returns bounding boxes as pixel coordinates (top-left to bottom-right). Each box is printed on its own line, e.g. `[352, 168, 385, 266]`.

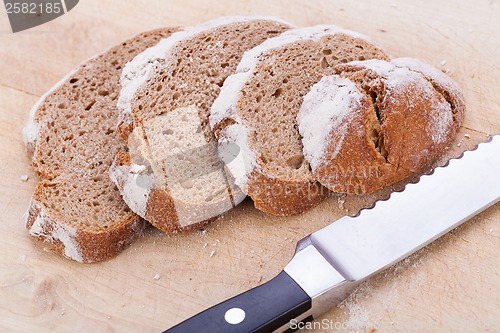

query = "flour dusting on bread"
[217, 123, 256, 193]
[27, 201, 83, 262]
[392, 57, 462, 96]
[349, 59, 454, 145]
[391, 57, 464, 143]
[298, 75, 365, 170]
[108, 162, 152, 217]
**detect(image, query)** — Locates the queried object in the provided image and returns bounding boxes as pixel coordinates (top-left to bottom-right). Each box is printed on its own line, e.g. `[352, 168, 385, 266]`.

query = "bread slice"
[22, 27, 180, 263]
[110, 16, 291, 232]
[210, 25, 390, 216]
[297, 58, 465, 194]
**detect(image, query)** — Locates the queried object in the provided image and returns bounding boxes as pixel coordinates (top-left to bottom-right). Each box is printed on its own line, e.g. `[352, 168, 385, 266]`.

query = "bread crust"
[299, 59, 465, 194]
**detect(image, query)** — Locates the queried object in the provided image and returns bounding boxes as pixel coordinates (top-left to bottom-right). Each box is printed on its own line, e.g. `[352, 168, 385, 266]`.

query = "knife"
[163, 135, 500, 333]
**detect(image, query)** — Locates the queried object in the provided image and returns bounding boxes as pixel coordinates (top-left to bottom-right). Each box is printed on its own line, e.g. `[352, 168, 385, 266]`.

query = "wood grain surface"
[0, 1, 499, 332]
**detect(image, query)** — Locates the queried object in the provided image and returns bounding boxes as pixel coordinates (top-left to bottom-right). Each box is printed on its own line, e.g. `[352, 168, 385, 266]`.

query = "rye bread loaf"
[297, 58, 465, 194]
[22, 28, 179, 263]
[210, 25, 390, 216]
[110, 16, 291, 232]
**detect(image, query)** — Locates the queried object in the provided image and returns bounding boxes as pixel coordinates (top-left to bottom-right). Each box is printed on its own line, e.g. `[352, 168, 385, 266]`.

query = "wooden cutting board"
[0, 1, 499, 332]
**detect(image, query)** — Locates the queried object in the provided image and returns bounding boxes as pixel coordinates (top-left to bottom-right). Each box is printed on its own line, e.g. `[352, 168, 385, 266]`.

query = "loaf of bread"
[22, 16, 466, 262]
[297, 58, 465, 194]
[22, 28, 179, 262]
[210, 25, 390, 216]
[110, 16, 291, 232]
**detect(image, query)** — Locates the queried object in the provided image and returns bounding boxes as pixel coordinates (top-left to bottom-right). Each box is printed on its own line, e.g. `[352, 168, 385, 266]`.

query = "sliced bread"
[22, 28, 179, 262]
[297, 58, 465, 194]
[210, 25, 390, 216]
[110, 16, 291, 232]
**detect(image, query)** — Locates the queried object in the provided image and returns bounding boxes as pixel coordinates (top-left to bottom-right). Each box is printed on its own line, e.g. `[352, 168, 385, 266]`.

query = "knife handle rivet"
[224, 307, 245, 325]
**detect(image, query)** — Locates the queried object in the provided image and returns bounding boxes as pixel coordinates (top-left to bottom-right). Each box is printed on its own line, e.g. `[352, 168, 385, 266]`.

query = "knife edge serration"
[353, 135, 497, 217]
[310, 134, 500, 280]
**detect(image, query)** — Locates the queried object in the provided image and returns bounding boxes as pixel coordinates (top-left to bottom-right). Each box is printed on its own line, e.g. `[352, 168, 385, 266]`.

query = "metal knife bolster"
[282, 236, 361, 329]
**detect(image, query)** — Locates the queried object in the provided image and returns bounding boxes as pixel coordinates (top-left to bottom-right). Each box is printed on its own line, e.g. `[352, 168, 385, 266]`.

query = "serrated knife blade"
[164, 136, 500, 333]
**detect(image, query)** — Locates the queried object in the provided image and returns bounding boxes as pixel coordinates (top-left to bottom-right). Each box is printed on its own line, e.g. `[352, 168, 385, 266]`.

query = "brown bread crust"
[248, 172, 329, 216]
[303, 59, 465, 194]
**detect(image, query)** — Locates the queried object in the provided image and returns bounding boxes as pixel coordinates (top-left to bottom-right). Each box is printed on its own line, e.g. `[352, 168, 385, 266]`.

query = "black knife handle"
[163, 271, 311, 333]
